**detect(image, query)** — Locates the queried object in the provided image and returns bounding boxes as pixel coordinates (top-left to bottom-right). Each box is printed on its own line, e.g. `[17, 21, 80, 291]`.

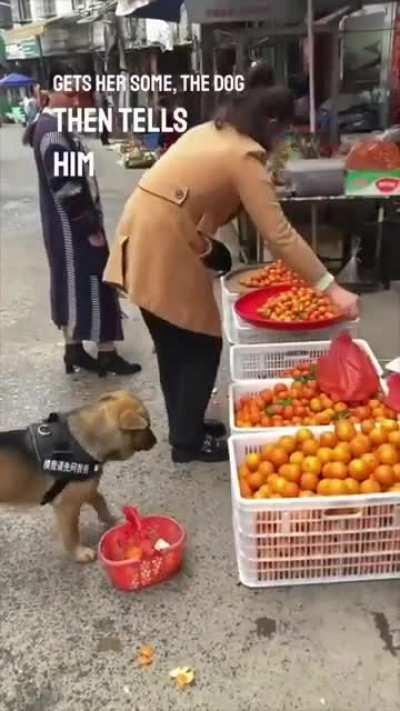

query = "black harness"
[26, 413, 101, 505]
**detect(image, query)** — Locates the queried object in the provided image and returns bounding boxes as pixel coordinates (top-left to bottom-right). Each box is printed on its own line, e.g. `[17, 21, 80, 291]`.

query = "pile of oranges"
[235, 380, 395, 429]
[257, 286, 339, 323]
[238, 420, 400, 500]
[240, 260, 306, 289]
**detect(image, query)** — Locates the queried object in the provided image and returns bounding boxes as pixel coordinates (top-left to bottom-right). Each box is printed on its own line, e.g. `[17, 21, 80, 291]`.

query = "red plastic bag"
[317, 332, 379, 403]
[384, 374, 400, 413]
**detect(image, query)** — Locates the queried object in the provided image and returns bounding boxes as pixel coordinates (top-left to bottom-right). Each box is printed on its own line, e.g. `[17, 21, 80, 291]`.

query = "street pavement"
[0, 124, 399, 711]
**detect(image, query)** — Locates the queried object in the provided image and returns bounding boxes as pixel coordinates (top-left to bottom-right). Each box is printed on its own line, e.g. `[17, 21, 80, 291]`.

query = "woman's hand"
[326, 282, 359, 320]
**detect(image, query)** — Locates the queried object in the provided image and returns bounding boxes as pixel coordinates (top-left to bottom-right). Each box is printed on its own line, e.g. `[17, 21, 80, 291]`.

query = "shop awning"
[116, 0, 183, 22]
[3, 15, 75, 42]
[0, 71, 35, 88]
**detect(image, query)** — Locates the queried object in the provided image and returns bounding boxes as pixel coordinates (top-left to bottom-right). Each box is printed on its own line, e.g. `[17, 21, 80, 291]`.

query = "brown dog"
[0, 391, 156, 563]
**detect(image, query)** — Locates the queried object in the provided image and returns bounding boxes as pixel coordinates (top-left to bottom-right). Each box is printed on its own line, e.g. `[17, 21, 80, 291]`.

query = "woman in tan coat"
[105, 84, 358, 463]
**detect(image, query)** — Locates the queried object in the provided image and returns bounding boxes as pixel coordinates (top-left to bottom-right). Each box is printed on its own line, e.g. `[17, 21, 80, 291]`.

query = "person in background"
[157, 95, 181, 155]
[105, 66, 358, 463]
[24, 62, 141, 377]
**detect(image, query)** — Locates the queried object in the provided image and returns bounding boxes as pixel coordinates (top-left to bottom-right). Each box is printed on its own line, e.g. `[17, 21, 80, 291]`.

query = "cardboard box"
[346, 170, 400, 196]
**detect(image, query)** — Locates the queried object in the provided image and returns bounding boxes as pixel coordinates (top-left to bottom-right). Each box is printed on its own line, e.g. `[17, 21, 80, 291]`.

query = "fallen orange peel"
[137, 645, 156, 667]
[169, 667, 195, 689]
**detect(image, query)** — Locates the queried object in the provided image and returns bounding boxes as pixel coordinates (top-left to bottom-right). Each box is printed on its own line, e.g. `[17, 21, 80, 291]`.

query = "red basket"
[98, 507, 186, 592]
[235, 285, 345, 331]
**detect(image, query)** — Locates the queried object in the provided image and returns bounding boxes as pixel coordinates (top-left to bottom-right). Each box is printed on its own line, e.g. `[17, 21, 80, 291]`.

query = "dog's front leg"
[54, 500, 96, 563]
[90, 491, 116, 526]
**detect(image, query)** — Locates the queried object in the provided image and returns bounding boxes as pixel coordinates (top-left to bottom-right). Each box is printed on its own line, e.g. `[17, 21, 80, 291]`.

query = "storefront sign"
[6, 38, 40, 60]
[185, 0, 305, 25]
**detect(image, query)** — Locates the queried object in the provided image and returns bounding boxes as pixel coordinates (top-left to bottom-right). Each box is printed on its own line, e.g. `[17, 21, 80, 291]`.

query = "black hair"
[47, 61, 76, 92]
[214, 84, 294, 151]
[246, 61, 275, 90]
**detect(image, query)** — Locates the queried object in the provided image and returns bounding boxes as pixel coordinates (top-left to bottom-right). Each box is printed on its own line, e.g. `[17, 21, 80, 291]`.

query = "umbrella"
[0, 72, 35, 89]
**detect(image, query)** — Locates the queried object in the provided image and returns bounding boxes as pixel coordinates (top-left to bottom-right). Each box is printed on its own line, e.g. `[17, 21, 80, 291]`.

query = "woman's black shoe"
[172, 434, 228, 463]
[204, 419, 226, 438]
[98, 350, 142, 378]
[64, 343, 98, 374]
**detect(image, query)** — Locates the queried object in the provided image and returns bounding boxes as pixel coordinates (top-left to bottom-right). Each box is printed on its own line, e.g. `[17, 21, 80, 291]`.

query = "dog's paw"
[74, 546, 97, 564]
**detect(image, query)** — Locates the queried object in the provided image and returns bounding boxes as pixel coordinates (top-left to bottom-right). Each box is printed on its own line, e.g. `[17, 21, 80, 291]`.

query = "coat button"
[175, 189, 185, 200]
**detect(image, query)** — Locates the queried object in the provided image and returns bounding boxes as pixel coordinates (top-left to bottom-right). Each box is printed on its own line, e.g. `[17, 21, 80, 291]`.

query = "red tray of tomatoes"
[235, 285, 346, 331]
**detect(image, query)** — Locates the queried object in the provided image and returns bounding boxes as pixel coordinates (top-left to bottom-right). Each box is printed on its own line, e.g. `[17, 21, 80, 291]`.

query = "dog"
[0, 391, 156, 563]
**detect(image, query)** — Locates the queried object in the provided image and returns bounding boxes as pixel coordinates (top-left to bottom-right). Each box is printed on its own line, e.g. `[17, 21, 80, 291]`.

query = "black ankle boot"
[97, 350, 142, 378]
[64, 344, 98, 374]
[172, 434, 228, 463]
[204, 419, 227, 438]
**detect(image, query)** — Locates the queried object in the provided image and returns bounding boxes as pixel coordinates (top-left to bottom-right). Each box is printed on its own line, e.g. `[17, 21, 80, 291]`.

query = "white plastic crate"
[230, 303, 360, 344]
[230, 339, 383, 381]
[229, 431, 400, 588]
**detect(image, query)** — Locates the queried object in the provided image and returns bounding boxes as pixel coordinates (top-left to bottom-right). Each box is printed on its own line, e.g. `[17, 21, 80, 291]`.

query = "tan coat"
[104, 122, 326, 337]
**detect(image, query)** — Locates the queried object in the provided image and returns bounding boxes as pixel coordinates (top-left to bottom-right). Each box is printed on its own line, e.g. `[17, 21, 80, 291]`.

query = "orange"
[239, 464, 251, 480]
[258, 461, 275, 479]
[360, 478, 382, 494]
[299, 490, 316, 498]
[301, 438, 319, 456]
[246, 453, 262, 472]
[269, 493, 283, 499]
[247, 471, 265, 492]
[268, 447, 289, 469]
[335, 421, 357, 442]
[376, 444, 398, 466]
[329, 479, 347, 496]
[369, 428, 388, 447]
[317, 479, 332, 496]
[361, 419, 374, 435]
[279, 436, 296, 455]
[372, 465, 395, 488]
[388, 483, 400, 492]
[271, 476, 288, 495]
[310, 397, 323, 413]
[331, 444, 352, 465]
[261, 444, 275, 461]
[348, 459, 369, 482]
[344, 478, 361, 495]
[326, 461, 348, 480]
[296, 428, 314, 443]
[388, 430, 400, 448]
[361, 452, 379, 474]
[302, 455, 322, 476]
[300, 472, 319, 491]
[290, 451, 305, 466]
[393, 463, 400, 482]
[267, 473, 280, 487]
[315, 409, 335, 426]
[380, 419, 398, 433]
[240, 479, 253, 498]
[253, 484, 271, 499]
[316, 447, 333, 465]
[279, 463, 301, 483]
[283, 481, 300, 498]
[319, 432, 337, 448]
[350, 434, 371, 457]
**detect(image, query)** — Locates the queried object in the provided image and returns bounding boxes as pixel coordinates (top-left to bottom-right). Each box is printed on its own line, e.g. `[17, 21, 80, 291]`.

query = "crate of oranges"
[228, 423, 400, 588]
[230, 374, 392, 433]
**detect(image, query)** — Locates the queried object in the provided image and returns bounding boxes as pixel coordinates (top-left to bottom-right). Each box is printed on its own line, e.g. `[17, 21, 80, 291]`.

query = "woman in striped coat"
[27, 65, 140, 377]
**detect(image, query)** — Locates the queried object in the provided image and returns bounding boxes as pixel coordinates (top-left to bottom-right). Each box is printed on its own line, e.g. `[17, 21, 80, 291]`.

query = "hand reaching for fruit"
[325, 283, 359, 320]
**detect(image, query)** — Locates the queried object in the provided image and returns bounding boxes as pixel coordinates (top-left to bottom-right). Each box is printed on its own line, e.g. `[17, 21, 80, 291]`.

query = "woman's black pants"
[141, 310, 222, 450]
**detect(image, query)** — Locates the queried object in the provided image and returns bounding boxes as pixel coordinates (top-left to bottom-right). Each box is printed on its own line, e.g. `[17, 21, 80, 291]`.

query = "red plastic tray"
[234, 285, 346, 331]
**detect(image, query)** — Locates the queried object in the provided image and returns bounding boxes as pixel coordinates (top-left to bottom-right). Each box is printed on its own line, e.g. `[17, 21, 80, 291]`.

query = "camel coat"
[104, 122, 326, 337]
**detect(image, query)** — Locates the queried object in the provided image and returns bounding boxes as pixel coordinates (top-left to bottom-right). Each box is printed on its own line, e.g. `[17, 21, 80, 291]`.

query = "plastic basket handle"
[322, 507, 362, 520]
[122, 506, 144, 539]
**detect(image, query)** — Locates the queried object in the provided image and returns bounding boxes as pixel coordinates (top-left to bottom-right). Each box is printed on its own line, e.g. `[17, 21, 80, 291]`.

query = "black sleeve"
[40, 131, 101, 235]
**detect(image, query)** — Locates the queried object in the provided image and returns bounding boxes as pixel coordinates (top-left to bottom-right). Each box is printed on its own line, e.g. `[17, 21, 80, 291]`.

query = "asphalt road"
[0, 124, 399, 711]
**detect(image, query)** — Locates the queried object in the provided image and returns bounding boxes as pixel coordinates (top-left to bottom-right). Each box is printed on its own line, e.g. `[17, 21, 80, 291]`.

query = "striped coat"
[32, 111, 122, 343]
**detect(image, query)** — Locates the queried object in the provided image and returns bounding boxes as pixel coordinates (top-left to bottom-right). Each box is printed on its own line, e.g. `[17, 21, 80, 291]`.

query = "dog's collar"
[27, 412, 102, 505]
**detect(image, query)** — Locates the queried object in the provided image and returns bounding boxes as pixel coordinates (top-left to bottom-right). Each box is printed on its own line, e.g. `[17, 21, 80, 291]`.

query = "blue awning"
[116, 0, 183, 22]
[0, 72, 35, 88]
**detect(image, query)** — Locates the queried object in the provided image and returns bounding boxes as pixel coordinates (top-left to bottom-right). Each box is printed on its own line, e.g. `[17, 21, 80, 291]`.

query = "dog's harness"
[26, 413, 101, 505]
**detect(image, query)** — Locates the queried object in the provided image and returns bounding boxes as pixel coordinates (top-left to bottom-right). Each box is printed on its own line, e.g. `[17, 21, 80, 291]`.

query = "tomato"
[261, 389, 273, 405]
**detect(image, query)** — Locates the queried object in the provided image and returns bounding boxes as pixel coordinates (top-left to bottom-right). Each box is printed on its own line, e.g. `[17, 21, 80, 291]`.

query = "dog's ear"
[119, 409, 148, 431]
